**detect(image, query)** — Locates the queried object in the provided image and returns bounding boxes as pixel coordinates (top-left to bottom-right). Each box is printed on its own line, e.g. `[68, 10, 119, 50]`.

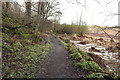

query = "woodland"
[1, 0, 120, 79]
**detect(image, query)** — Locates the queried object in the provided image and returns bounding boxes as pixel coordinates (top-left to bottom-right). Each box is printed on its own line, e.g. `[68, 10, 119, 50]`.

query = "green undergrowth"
[2, 41, 51, 78]
[76, 61, 103, 72]
[69, 48, 103, 73]
[2, 14, 23, 28]
[58, 37, 114, 79]
[2, 15, 52, 78]
[59, 38, 68, 46]
[87, 73, 112, 79]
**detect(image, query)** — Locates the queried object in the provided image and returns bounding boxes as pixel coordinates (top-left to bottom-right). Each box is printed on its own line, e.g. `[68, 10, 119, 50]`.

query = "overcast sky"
[59, 0, 119, 26]
[16, 0, 119, 26]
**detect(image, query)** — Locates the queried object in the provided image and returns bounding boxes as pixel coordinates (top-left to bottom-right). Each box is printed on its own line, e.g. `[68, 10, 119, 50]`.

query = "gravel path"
[36, 34, 79, 78]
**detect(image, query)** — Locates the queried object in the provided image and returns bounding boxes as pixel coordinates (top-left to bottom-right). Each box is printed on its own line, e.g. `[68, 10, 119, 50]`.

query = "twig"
[94, 25, 117, 44]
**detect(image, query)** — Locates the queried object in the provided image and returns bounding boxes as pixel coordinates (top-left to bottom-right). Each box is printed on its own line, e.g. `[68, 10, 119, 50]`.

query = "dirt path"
[36, 34, 80, 78]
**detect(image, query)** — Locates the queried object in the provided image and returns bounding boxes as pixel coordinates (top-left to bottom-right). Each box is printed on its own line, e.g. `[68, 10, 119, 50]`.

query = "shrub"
[54, 24, 88, 35]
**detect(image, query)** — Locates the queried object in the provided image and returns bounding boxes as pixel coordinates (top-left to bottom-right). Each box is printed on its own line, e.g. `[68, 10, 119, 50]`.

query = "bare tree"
[35, 1, 42, 32]
[2, 2, 10, 15]
[24, 0, 31, 24]
[1, 0, 61, 32]
[35, 1, 62, 32]
[25, 0, 31, 18]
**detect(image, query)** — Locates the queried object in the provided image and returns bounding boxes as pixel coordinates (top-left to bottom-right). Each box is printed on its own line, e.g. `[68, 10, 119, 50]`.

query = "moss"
[2, 15, 52, 78]
[2, 15, 21, 28]
[12, 42, 23, 52]
[66, 44, 71, 48]
[3, 42, 14, 53]
[0, 52, 1, 57]
[89, 61, 103, 72]
[76, 62, 89, 71]
[114, 76, 120, 79]
[22, 39, 33, 45]
[71, 48, 78, 53]
[76, 61, 103, 72]
[9, 63, 35, 78]
[26, 42, 52, 62]
[69, 52, 83, 61]
[2, 33, 9, 38]
[59, 38, 67, 46]
[79, 50, 93, 61]
[79, 50, 86, 54]
[87, 73, 104, 79]
[87, 73, 112, 79]
[57, 34, 111, 78]
[21, 34, 33, 38]
[2, 41, 52, 78]
[12, 42, 22, 47]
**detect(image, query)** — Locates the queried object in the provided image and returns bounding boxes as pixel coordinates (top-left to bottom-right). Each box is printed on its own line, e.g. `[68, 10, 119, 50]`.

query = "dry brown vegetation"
[57, 27, 119, 75]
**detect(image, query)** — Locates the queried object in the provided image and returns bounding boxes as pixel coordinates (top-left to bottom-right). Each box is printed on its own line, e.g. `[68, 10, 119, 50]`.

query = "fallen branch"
[94, 25, 120, 54]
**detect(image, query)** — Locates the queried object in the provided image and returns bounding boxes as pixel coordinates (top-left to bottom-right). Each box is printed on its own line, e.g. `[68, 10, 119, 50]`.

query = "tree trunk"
[25, 0, 31, 24]
[5, 2, 10, 15]
[35, 2, 42, 32]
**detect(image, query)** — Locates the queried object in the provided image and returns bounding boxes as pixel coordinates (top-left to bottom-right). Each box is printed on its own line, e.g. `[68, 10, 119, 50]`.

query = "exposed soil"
[36, 34, 81, 78]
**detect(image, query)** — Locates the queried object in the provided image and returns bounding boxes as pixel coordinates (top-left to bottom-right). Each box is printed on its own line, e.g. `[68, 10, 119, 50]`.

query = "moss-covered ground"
[2, 15, 52, 78]
[57, 35, 115, 79]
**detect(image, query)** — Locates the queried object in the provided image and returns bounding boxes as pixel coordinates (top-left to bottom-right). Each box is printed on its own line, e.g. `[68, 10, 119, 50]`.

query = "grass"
[2, 15, 52, 78]
[2, 42, 51, 78]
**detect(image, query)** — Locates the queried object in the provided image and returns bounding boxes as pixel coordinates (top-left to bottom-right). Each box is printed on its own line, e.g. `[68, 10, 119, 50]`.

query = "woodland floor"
[35, 34, 82, 78]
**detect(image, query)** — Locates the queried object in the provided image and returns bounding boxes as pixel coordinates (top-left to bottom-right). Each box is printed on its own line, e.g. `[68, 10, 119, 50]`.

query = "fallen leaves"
[89, 47, 101, 53]
[78, 41, 89, 45]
